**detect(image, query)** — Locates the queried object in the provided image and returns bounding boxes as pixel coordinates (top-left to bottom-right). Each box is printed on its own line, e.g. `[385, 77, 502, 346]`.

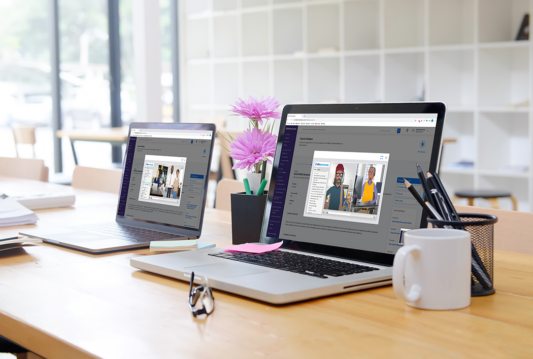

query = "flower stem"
[261, 161, 266, 181]
[217, 131, 232, 144]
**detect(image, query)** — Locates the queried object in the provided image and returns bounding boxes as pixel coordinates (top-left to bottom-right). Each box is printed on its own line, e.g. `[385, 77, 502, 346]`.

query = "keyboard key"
[208, 251, 379, 279]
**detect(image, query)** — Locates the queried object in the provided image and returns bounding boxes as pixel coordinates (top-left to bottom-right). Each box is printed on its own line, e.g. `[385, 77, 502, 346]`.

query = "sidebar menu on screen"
[117, 136, 136, 216]
[266, 126, 297, 238]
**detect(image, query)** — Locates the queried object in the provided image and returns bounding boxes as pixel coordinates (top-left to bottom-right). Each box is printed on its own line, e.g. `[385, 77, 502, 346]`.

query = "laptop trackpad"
[50, 231, 116, 243]
[184, 262, 268, 278]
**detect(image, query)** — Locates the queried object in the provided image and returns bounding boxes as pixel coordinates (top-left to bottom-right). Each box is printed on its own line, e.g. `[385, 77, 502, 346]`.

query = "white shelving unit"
[179, 0, 533, 211]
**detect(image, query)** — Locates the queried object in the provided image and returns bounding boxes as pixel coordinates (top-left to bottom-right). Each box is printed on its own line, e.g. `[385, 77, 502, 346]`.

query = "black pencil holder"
[427, 214, 498, 297]
[230, 191, 268, 245]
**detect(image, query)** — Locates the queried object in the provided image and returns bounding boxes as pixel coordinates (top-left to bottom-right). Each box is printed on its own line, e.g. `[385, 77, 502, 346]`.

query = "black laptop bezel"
[259, 103, 446, 266]
[115, 122, 216, 239]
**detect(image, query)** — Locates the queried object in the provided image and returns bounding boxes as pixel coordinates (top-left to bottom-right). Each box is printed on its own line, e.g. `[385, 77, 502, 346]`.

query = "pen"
[404, 178, 433, 218]
[256, 179, 268, 196]
[425, 203, 453, 228]
[472, 251, 493, 289]
[430, 189, 446, 220]
[427, 172, 455, 221]
[431, 171, 460, 221]
[437, 191, 452, 222]
[243, 178, 252, 195]
[0, 237, 19, 242]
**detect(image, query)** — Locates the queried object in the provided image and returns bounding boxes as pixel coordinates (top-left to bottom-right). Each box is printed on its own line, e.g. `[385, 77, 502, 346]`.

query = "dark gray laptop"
[21, 122, 216, 253]
[131, 103, 446, 304]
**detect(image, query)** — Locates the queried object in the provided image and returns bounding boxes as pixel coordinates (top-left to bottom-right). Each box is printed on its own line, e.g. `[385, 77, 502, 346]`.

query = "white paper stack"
[13, 192, 76, 210]
[0, 236, 42, 252]
[0, 197, 39, 227]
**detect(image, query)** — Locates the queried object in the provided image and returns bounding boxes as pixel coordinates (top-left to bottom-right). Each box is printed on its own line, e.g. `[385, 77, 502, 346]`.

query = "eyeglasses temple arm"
[188, 271, 195, 296]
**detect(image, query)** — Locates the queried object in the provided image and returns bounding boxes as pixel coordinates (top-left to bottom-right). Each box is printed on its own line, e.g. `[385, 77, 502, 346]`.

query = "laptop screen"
[266, 113, 438, 255]
[116, 128, 213, 230]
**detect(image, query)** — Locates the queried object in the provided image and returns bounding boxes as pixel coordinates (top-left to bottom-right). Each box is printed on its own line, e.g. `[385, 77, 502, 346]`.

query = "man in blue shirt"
[325, 164, 345, 210]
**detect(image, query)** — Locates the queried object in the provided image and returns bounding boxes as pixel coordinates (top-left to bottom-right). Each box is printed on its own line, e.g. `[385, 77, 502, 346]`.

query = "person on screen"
[360, 166, 378, 204]
[172, 169, 181, 199]
[325, 164, 345, 211]
[152, 169, 160, 188]
[166, 165, 174, 198]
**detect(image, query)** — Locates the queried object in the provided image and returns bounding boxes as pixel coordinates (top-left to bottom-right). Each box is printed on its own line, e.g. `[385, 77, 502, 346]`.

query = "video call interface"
[266, 114, 438, 255]
[117, 129, 213, 230]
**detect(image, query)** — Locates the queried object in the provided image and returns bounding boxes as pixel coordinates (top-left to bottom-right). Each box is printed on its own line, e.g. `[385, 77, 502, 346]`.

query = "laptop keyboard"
[208, 250, 380, 279]
[73, 222, 184, 243]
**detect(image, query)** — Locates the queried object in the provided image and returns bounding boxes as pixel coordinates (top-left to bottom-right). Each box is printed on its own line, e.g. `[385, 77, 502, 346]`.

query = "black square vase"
[230, 191, 268, 245]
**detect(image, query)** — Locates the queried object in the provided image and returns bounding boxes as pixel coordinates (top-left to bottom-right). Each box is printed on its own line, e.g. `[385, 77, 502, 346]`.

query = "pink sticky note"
[225, 241, 283, 254]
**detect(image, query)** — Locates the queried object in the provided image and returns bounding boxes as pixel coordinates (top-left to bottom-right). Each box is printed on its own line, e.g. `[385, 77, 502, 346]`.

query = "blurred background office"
[0, 0, 531, 211]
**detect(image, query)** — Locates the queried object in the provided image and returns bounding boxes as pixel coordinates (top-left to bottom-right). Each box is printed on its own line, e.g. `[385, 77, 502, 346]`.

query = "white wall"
[179, 0, 533, 212]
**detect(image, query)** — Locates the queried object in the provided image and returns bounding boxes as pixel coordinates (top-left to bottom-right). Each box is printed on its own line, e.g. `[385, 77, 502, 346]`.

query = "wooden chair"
[40, 165, 49, 182]
[198, 117, 226, 181]
[217, 132, 242, 180]
[71, 166, 122, 194]
[0, 157, 47, 181]
[455, 205, 532, 255]
[215, 179, 244, 211]
[12, 125, 37, 158]
[453, 189, 518, 211]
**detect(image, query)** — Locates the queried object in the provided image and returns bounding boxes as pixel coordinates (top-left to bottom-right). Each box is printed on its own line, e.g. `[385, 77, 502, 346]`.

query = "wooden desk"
[56, 127, 129, 165]
[1, 181, 533, 358]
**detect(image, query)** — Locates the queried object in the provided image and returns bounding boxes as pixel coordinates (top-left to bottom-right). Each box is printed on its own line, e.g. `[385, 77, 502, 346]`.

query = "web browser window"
[117, 129, 213, 229]
[304, 151, 389, 225]
[266, 113, 437, 254]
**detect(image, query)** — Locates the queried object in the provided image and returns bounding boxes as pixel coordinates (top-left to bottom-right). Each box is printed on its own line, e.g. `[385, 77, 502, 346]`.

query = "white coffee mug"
[393, 228, 471, 310]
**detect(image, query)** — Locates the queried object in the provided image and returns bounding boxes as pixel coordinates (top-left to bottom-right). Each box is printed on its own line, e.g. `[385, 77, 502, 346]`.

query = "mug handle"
[393, 245, 422, 302]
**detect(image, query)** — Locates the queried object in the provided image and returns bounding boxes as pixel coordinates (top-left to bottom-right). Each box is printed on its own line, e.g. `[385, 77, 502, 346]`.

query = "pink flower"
[230, 96, 281, 125]
[230, 128, 277, 171]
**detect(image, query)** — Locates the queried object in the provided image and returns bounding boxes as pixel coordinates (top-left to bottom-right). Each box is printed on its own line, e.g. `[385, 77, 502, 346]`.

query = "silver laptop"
[131, 103, 446, 304]
[21, 122, 216, 253]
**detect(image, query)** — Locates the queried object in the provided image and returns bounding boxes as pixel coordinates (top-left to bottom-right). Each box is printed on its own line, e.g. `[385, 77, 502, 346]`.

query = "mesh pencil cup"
[427, 214, 498, 297]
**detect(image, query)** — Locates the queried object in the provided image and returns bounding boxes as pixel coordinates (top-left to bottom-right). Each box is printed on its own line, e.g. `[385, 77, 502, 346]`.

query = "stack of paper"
[12, 192, 76, 210]
[0, 197, 38, 227]
[150, 240, 197, 253]
[0, 236, 42, 252]
[1, 180, 76, 210]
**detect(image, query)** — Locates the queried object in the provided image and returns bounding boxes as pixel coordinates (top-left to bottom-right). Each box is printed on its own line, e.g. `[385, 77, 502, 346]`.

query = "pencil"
[427, 174, 452, 218]
[404, 178, 434, 218]
[416, 164, 435, 209]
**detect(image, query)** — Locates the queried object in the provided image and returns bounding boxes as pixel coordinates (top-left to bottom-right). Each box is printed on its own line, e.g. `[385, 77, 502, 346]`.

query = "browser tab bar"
[130, 129, 214, 139]
[286, 114, 437, 127]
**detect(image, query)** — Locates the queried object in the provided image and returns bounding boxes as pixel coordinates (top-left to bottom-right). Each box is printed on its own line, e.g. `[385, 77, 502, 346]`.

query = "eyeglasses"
[188, 272, 215, 318]
[335, 172, 343, 176]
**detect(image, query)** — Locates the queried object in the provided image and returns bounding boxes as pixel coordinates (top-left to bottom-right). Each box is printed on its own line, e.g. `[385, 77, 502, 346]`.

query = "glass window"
[120, 0, 174, 125]
[59, 0, 114, 170]
[0, 0, 53, 166]
[119, 0, 137, 125]
[160, 0, 174, 122]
